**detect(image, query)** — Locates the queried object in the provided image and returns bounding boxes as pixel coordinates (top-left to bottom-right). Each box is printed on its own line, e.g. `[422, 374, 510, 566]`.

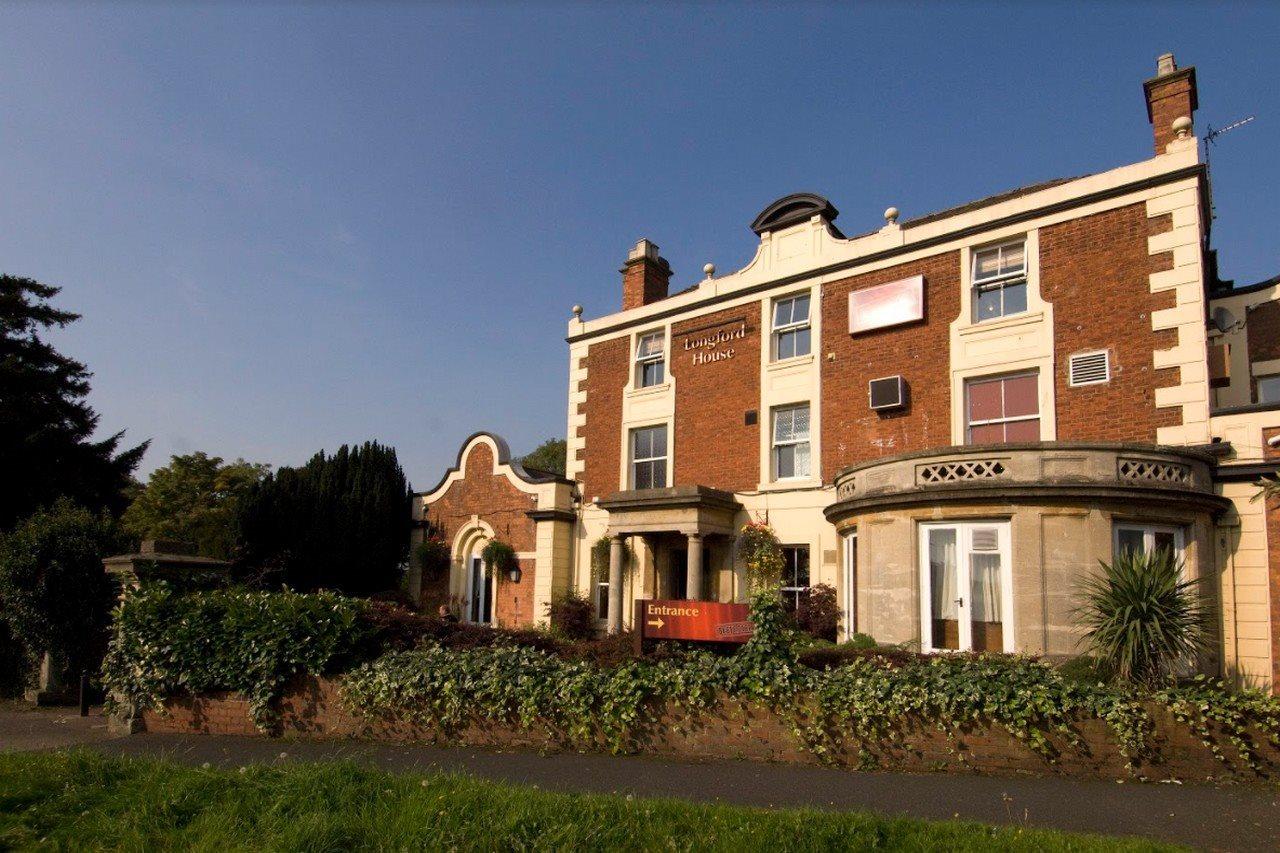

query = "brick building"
[415, 55, 1280, 691]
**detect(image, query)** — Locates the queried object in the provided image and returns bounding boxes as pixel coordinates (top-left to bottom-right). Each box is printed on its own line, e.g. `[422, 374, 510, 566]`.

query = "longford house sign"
[682, 321, 748, 366]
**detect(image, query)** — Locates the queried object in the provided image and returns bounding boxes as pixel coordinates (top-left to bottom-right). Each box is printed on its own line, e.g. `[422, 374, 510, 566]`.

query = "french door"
[467, 555, 493, 625]
[919, 521, 1013, 653]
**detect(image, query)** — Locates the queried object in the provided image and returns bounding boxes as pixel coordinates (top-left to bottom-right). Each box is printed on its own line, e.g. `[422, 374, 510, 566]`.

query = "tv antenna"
[1203, 114, 1256, 220]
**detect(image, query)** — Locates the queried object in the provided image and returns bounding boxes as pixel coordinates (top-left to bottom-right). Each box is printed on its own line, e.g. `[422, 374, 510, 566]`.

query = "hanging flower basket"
[481, 539, 519, 582]
[589, 536, 635, 583]
[737, 520, 784, 592]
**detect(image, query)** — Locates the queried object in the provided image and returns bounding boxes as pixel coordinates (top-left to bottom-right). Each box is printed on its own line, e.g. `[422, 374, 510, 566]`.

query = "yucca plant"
[1075, 547, 1207, 686]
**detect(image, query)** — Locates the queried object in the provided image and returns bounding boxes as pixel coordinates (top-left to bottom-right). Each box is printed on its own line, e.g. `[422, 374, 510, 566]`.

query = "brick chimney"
[620, 239, 672, 311]
[1144, 52, 1198, 155]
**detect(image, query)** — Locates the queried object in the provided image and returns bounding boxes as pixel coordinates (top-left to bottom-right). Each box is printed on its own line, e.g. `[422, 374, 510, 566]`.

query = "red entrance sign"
[633, 599, 753, 648]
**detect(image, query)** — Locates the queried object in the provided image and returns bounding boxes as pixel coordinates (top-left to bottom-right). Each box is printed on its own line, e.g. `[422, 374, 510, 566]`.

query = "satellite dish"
[1212, 306, 1237, 334]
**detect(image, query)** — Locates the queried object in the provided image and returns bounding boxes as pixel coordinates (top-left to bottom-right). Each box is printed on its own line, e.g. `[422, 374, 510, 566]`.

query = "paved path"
[3, 706, 1279, 850]
[0, 703, 115, 753]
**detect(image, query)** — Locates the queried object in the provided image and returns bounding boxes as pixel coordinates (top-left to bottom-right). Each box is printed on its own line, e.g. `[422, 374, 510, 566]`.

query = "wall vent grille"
[1069, 350, 1110, 386]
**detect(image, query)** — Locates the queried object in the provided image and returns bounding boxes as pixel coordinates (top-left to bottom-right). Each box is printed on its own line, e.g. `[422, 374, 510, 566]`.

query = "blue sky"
[1, 3, 1276, 486]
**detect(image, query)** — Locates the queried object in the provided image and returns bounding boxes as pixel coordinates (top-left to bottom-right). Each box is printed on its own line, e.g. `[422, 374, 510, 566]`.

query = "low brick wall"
[140, 676, 1280, 781]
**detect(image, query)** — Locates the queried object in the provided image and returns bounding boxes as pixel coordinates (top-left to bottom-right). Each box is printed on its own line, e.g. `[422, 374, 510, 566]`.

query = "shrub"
[547, 589, 595, 640]
[794, 583, 840, 641]
[413, 538, 450, 580]
[102, 585, 370, 729]
[1076, 548, 1207, 686]
[0, 499, 120, 691]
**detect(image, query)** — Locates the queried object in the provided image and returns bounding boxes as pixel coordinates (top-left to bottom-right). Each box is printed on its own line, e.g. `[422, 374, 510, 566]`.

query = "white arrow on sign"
[646, 618, 665, 629]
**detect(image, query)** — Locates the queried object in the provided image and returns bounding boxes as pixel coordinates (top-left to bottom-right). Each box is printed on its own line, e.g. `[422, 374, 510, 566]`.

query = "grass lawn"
[0, 750, 1177, 852]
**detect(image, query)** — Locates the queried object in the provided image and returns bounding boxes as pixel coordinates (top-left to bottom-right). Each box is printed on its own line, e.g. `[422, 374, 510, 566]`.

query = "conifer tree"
[236, 441, 412, 595]
[0, 275, 146, 530]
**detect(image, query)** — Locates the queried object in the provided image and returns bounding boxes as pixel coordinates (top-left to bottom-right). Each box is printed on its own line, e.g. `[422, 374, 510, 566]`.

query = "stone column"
[686, 533, 704, 601]
[607, 535, 625, 635]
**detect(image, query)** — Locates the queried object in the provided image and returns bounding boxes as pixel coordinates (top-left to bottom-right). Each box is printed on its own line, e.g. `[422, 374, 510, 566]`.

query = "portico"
[597, 485, 741, 633]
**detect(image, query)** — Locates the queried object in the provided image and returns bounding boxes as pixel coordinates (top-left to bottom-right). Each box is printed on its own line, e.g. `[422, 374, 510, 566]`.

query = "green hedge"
[102, 585, 369, 729]
[103, 586, 1280, 774]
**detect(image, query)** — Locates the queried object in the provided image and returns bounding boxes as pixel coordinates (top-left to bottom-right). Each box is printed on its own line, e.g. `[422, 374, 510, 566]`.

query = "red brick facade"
[671, 305, 762, 492]
[821, 252, 960, 475]
[425, 441, 537, 627]
[1042, 203, 1182, 441]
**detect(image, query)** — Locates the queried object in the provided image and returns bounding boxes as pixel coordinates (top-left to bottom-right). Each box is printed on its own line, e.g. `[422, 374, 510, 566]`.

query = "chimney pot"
[1156, 52, 1177, 76]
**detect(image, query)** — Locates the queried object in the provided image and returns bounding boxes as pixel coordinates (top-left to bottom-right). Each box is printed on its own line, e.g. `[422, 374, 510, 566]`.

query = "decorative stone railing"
[826, 442, 1228, 519]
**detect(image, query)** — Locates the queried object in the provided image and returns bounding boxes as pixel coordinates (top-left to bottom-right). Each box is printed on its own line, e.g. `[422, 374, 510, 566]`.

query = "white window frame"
[972, 240, 1028, 323]
[1112, 523, 1185, 562]
[842, 529, 857, 640]
[779, 545, 810, 612]
[771, 403, 811, 481]
[918, 520, 1015, 654]
[595, 578, 610, 622]
[1257, 374, 1280, 405]
[635, 330, 666, 388]
[772, 293, 812, 361]
[630, 424, 668, 490]
[465, 554, 492, 626]
[965, 371, 1040, 444]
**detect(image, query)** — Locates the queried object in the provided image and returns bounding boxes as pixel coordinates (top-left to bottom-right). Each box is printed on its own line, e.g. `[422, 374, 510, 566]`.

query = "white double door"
[919, 521, 1013, 653]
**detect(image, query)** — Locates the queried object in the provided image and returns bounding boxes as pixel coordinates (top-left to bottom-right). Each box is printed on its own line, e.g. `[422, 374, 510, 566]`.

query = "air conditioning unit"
[869, 375, 906, 410]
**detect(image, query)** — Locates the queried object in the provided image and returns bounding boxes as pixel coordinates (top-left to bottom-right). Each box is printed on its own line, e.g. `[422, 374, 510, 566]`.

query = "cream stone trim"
[1146, 176, 1211, 445]
[450, 519, 495, 606]
[1216, 482, 1273, 691]
[569, 147, 1201, 341]
[419, 433, 557, 509]
[758, 283, 822, 491]
[617, 323, 676, 491]
[566, 341, 590, 480]
[949, 228, 1057, 444]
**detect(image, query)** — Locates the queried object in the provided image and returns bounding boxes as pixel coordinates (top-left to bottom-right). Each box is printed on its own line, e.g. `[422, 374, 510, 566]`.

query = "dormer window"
[972, 241, 1027, 322]
[636, 331, 665, 388]
[772, 294, 812, 361]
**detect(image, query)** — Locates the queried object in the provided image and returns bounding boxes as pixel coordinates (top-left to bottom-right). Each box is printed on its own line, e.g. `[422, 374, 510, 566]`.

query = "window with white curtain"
[921, 521, 1010, 653]
[772, 404, 811, 480]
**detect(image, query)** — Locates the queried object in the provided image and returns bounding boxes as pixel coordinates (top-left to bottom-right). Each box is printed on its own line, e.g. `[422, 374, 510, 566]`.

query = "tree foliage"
[236, 442, 412, 596]
[0, 275, 147, 530]
[0, 499, 120, 689]
[518, 438, 566, 476]
[122, 452, 269, 560]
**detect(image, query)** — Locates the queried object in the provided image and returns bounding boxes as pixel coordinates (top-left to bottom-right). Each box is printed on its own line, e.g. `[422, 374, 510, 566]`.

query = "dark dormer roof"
[750, 192, 841, 237]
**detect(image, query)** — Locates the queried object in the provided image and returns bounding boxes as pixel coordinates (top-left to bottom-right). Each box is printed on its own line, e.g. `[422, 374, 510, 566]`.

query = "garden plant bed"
[109, 585, 1280, 784]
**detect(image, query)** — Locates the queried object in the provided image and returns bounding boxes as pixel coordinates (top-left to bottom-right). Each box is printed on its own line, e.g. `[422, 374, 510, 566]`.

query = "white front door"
[919, 521, 1013, 653]
[467, 554, 493, 625]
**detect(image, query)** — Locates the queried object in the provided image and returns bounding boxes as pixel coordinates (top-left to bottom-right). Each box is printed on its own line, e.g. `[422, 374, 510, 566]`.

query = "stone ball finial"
[571, 304, 583, 318]
[703, 263, 715, 278]
[1172, 115, 1192, 139]
[884, 206, 900, 224]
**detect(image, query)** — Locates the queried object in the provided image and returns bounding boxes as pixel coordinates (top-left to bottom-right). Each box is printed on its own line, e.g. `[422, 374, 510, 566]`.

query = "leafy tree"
[0, 275, 147, 530]
[236, 442, 412, 596]
[0, 499, 120, 691]
[122, 452, 269, 560]
[518, 437, 566, 476]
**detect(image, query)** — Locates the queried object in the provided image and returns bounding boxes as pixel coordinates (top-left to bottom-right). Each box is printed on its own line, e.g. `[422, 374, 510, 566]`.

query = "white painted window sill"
[958, 310, 1044, 336]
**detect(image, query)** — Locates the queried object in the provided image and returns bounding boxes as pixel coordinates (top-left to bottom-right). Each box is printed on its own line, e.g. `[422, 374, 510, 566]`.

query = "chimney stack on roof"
[1144, 52, 1198, 155]
[620, 238, 672, 311]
